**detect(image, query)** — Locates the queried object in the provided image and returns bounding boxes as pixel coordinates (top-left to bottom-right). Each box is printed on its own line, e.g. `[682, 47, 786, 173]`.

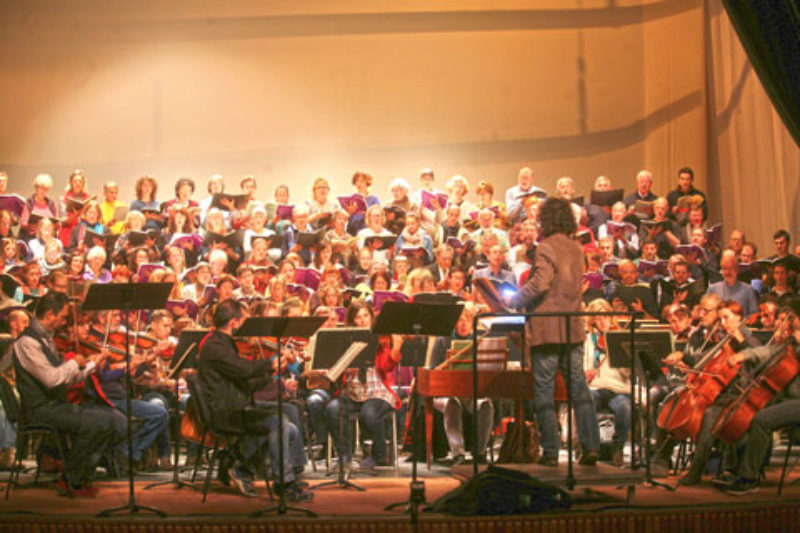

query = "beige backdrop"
[0, 0, 795, 250]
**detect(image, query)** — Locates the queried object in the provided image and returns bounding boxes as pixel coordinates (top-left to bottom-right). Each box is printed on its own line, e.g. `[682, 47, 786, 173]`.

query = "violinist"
[84, 310, 171, 472]
[197, 299, 311, 501]
[720, 299, 800, 494]
[677, 300, 761, 486]
[325, 300, 402, 471]
[13, 291, 115, 496]
[583, 299, 631, 467]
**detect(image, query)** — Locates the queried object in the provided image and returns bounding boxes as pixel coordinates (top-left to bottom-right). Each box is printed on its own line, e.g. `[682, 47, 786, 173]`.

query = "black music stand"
[374, 301, 462, 524]
[84, 282, 173, 518]
[234, 316, 326, 518]
[606, 330, 675, 492]
[144, 329, 209, 492]
[309, 328, 375, 492]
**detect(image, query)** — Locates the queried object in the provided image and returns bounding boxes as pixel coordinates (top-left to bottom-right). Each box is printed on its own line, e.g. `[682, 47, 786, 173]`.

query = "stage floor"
[0, 458, 798, 520]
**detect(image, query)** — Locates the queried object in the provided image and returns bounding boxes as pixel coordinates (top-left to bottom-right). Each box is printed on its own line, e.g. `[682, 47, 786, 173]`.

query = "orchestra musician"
[197, 299, 312, 502]
[428, 303, 493, 465]
[675, 300, 761, 486]
[506, 197, 600, 467]
[720, 299, 800, 494]
[583, 298, 631, 467]
[13, 291, 116, 496]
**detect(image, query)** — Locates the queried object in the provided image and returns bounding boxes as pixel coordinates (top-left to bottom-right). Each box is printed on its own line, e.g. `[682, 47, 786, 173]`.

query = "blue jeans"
[326, 397, 394, 462]
[110, 398, 169, 461]
[0, 404, 16, 449]
[305, 389, 331, 446]
[238, 413, 297, 482]
[532, 344, 599, 459]
[254, 400, 307, 468]
[591, 389, 631, 446]
[141, 392, 172, 458]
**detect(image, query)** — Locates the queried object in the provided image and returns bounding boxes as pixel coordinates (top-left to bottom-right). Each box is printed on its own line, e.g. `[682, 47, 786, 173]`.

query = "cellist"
[653, 294, 722, 477]
[677, 300, 761, 486]
[718, 298, 800, 495]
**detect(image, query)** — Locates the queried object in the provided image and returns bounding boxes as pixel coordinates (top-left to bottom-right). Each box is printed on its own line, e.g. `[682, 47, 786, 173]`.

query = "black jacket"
[197, 329, 272, 433]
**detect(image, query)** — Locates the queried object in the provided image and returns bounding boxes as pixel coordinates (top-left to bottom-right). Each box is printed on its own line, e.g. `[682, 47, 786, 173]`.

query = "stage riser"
[2, 505, 799, 533]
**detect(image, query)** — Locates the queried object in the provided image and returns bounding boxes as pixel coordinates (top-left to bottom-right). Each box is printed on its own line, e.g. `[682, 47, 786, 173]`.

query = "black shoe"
[650, 460, 670, 478]
[725, 478, 759, 496]
[276, 480, 314, 503]
[578, 451, 598, 466]
[539, 456, 558, 467]
[711, 471, 738, 488]
[679, 471, 702, 486]
[452, 454, 466, 465]
[228, 467, 258, 498]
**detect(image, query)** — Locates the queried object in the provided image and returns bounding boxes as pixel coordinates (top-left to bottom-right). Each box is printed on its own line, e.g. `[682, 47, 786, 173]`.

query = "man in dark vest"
[13, 291, 116, 496]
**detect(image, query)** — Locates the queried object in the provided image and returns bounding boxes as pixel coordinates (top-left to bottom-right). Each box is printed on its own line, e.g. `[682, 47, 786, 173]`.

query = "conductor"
[506, 197, 600, 466]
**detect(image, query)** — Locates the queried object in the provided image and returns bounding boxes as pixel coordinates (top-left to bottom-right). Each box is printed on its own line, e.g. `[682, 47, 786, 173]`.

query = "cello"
[657, 325, 733, 440]
[712, 319, 800, 443]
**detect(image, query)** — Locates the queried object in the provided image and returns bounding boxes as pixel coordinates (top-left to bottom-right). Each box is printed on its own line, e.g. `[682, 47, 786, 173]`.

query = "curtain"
[705, 0, 800, 251]
[721, 0, 800, 147]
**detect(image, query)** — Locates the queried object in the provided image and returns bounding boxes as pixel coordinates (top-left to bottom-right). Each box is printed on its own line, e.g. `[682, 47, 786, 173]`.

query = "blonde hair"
[447, 175, 470, 195]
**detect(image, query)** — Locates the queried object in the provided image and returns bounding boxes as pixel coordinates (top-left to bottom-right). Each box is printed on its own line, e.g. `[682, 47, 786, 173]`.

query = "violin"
[54, 331, 128, 362]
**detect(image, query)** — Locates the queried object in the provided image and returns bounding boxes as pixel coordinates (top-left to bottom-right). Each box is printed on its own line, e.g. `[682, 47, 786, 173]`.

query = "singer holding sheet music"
[505, 197, 600, 467]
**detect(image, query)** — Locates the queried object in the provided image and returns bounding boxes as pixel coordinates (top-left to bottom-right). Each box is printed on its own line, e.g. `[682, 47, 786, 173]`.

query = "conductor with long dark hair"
[506, 197, 600, 466]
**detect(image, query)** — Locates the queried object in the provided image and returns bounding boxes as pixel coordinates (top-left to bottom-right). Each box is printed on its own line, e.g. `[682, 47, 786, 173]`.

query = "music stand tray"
[86, 283, 173, 518]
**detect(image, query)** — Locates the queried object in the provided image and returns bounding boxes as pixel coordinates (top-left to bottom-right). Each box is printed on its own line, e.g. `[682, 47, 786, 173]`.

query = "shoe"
[679, 471, 702, 486]
[578, 451, 598, 466]
[452, 454, 466, 466]
[725, 478, 759, 496]
[539, 456, 559, 467]
[228, 467, 258, 498]
[56, 477, 97, 498]
[711, 471, 738, 488]
[0, 448, 15, 470]
[275, 480, 314, 503]
[360, 456, 376, 470]
[650, 460, 670, 478]
[157, 457, 173, 472]
[39, 453, 63, 474]
[612, 446, 624, 467]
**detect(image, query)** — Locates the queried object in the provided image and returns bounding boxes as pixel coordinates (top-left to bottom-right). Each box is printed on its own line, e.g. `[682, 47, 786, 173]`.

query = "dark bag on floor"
[426, 464, 570, 516]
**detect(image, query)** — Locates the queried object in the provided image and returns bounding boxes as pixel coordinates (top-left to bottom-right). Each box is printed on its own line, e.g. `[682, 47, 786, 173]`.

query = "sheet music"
[327, 341, 368, 382]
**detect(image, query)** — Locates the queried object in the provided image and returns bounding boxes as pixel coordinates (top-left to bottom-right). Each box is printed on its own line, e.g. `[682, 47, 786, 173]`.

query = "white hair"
[86, 245, 107, 263]
[33, 173, 53, 189]
[389, 177, 410, 193]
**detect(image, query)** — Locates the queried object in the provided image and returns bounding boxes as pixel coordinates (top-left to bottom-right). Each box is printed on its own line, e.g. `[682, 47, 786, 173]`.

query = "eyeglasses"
[699, 307, 717, 314]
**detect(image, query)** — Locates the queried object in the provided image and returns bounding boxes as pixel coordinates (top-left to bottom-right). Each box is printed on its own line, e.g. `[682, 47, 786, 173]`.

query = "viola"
[712, 343, 799, 443]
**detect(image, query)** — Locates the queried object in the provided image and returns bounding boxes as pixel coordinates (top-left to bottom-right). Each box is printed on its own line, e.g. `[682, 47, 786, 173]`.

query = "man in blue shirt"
[707, 250, 758, 318]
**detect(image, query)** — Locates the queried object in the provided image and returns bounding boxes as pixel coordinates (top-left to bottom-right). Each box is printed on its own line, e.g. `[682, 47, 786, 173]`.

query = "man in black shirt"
[197, 299, 311, 501]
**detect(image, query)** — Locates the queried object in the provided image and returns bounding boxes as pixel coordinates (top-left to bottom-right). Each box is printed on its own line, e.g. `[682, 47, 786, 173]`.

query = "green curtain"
[722, 0, 800, 146]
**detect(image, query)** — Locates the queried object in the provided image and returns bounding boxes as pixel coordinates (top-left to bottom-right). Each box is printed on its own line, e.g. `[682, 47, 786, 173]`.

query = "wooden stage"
[1, 460, 799, 532]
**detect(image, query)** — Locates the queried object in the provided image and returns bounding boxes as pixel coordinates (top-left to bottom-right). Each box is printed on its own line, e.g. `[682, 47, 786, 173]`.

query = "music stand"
[308, 328, 375, 492]
[373, 301, 462, 524]
[84, 282, 173, 518]
[234, 316, 326, 518]
[145, 329, 209, 492]
[605, 329, 675, 491]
